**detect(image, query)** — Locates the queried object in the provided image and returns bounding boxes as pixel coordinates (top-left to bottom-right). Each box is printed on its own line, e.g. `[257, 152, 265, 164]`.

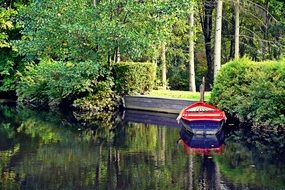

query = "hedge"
[210, 57, 285, 129]
[16, 59, 110, 107]
[113, 62, 156, 95]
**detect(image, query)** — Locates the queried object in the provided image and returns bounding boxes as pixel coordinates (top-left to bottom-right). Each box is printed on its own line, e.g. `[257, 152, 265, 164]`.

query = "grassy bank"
[147, 90, 210, 101]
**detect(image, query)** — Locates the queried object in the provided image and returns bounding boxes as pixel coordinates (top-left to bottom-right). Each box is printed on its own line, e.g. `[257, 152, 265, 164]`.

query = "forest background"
[0, 0, 284, 100]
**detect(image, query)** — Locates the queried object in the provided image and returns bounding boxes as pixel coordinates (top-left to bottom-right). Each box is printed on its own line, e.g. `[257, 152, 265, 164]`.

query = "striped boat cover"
[186, 106, 215, 112]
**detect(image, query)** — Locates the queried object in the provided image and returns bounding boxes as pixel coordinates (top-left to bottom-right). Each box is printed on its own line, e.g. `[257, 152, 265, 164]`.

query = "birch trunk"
[214, 0, 223, 78]
[234, 0, 240, 59]
[161, 42, 167, 90]
[115, 47, 121, 63]
[189, 7, 196, 92]
[263, 0, 270, 60]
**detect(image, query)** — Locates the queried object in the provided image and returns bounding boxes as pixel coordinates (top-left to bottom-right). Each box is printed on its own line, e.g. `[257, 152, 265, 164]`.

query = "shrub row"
[210, 58, 285, 129]
[17, 60, 156, 110]
[113, 62, 156, 95]
[17, 59, 106, 106]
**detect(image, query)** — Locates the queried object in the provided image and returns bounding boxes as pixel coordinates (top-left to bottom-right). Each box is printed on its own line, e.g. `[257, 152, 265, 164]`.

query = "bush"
[17, 59, 107, 106]
[113, 62, 156, 95]
[73, 79, 119, 112]
[210, 57, 285, 129]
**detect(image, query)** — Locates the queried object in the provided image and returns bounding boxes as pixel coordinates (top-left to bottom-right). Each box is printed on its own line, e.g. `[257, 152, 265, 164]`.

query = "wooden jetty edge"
[123, 95, 196, 114]
[123, 77, 205, 114]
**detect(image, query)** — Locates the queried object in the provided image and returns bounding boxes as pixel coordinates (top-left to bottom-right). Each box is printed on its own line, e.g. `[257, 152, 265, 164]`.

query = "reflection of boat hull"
[179, 127, 225, 155]
[180, 118, 224, 135]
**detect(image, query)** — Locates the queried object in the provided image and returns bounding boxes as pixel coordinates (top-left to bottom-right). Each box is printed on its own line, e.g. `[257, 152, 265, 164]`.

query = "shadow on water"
[1, 105, 285, 190]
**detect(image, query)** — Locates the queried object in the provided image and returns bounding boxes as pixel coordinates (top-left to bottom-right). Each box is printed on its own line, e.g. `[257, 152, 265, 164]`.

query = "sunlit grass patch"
[146, 90, 211, 101]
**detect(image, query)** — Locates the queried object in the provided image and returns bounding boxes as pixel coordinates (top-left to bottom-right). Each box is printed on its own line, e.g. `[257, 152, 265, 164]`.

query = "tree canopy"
[0, 0, 284, 93]
[15, 0, 194, 63]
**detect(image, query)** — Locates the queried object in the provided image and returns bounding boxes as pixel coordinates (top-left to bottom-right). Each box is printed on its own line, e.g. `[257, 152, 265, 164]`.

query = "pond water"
[0, 104, 285, 190]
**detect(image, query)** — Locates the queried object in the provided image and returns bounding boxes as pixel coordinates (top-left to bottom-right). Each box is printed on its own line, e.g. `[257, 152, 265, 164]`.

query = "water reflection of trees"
[1, 104, 285, 190]
[110, 124, 190, 190]
[0, 105, 21, 189]
[216, 128, 285, 189]
[0, 104, 192, 189]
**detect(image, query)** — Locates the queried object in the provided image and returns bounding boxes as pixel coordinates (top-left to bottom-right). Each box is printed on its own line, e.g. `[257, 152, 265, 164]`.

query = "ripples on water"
[0, 104, 285, 190]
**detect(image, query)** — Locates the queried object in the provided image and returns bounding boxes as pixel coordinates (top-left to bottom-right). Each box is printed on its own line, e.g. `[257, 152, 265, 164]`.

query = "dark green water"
[1, 104, 285, 190]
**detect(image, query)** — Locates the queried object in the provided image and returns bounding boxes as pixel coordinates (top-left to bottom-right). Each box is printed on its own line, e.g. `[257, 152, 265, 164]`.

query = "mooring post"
[200, 77, 205, 102]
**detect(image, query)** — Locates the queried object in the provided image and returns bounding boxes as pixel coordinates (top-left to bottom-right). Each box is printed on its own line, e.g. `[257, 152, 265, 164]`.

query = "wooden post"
[200, 77, 205, 102]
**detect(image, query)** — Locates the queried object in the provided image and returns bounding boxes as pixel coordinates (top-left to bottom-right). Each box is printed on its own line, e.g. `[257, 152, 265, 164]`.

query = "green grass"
[146, 90, 211, 101]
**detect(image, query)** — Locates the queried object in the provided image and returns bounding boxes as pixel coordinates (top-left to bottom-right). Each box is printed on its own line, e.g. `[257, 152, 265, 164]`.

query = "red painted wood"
[177, 102, 227, 122]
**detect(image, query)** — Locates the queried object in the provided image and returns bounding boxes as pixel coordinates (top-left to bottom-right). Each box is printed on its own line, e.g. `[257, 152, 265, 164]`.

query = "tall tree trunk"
[108, 49, 111, 65]
[117, 47, 121, 62]
[214, 0, 223, 78]
[161, 42, 167, 90]
[234, 0, 240, 59]
[229, 4, 235, 60]
[114, 47, 121, 63]
[189, 7, 196, 92]
[200, 0, 214, 89]
[264, 0, 270, 60]
[93, 0, 96, 8]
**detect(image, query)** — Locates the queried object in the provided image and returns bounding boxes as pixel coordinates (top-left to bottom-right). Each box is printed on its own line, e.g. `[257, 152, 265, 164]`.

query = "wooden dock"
[123, 95, 196, 114]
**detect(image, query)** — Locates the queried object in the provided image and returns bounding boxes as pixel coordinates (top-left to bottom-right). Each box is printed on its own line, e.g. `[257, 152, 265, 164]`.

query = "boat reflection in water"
[178, 127, 225, 155]
[178, 127, 228, 189]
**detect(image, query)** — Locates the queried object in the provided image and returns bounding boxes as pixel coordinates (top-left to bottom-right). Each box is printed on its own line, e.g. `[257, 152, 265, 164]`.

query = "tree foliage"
[0, 1, 28, 92]
[15, 0, 193, 63]
[0, 8, 16, 48]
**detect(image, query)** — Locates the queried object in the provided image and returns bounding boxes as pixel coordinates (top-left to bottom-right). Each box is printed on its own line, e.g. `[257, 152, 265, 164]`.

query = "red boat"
[177, 102, 227, 135]
[177, 78, 226, 135]
[178, 102, 226, 122]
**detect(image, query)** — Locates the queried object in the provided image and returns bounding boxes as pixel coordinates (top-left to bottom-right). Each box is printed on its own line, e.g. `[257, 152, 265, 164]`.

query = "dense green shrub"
[210, 57, 285, 129]
[73, 79, 119, 112]
[113, 62, 156, 95]
[16, 59, 110, 107]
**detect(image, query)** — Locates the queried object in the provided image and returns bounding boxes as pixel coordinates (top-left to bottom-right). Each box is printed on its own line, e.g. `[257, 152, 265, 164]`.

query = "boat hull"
[180, 118, 224, 135]
[177, 102, 226, 135]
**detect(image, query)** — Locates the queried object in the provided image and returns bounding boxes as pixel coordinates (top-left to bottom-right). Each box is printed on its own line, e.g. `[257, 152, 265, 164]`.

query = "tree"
[214, 0, 223, 78]
[15, 0, 196, 65]
[161, 42, 167, 90]
[0, 8, 16, 48]
[199, 0, 215, 88]
[234, 0, 240, 59]
[238, 0, 285, 60]
[189, 5, 196, 92]
[0, 1, 28, 93]
[15, 0, 167, 62]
